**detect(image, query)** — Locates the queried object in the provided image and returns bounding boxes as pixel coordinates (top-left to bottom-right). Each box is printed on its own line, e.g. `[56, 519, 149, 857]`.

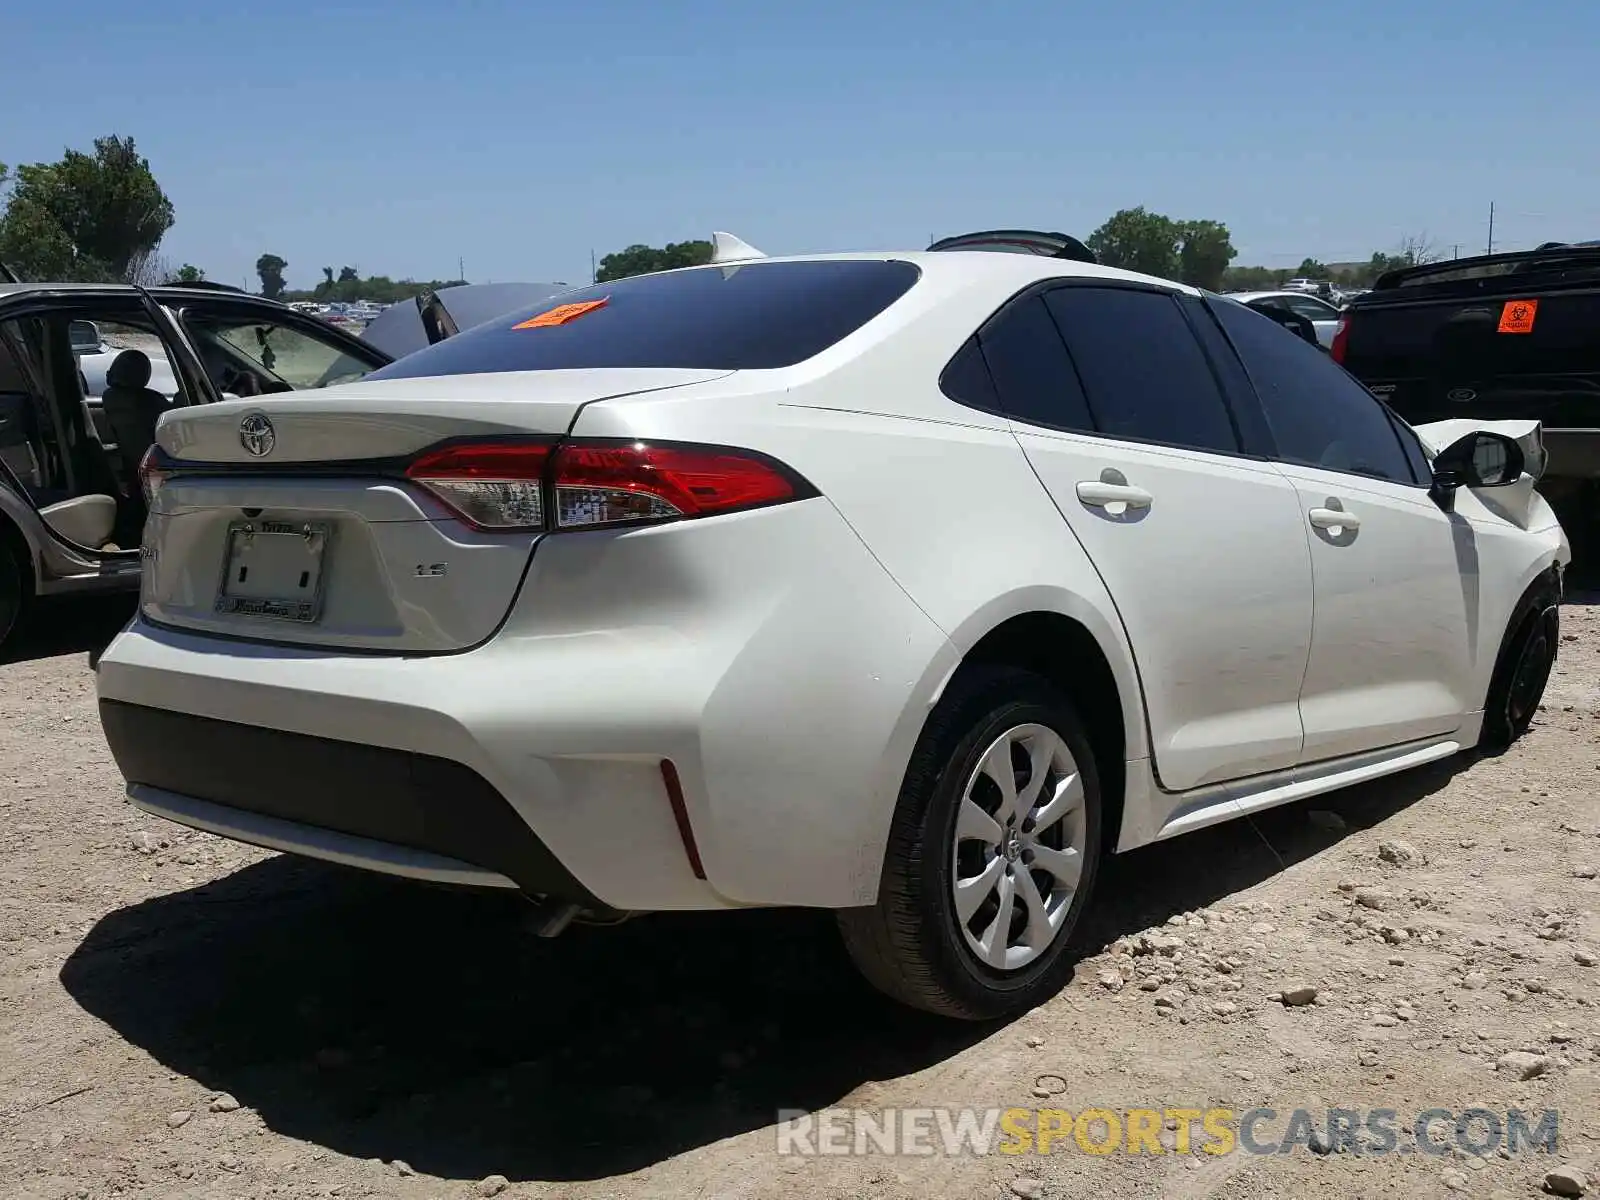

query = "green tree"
[1085, 208, 1181, 278]
[1175, 219, 1237, 291]
[0, 136, 174, 282]
[166, 263, 205, 283]
[595, 239, 714, 283]
[283, 271, 469, 306]
[255, 253, 288, 300]
[1296, 258, 1331, 280]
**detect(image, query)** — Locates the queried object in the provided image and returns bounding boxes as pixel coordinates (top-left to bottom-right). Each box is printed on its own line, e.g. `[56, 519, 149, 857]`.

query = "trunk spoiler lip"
[927, 229, 1096, 263]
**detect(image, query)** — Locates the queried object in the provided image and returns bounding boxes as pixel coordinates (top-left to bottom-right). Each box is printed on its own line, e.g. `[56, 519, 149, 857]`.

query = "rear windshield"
[367, 259, 920, 380]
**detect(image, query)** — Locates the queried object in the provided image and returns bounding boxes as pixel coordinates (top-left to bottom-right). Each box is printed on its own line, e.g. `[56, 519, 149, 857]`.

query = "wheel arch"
[928, 589, 1149, 858]
[1477, 556, 1564, 705]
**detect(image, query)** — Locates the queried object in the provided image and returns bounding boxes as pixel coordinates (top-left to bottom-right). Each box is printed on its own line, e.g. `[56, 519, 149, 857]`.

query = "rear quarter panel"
[572, 284, 1153, 882]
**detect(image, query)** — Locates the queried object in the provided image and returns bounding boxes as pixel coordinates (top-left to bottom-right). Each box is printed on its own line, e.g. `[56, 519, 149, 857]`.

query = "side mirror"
[69, 320, 103, 353]
[1430, 431, 1525, 506]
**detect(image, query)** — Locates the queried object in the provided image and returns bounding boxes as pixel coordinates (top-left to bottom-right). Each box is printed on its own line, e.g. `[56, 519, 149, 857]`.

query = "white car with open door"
[0, 282, 392, 650]
[96, 231, 1567, 1019]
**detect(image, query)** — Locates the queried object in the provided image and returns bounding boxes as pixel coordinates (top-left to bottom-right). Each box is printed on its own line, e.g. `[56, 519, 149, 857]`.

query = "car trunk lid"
[156, 368, 729, 462]
[141, 368, 732, 652]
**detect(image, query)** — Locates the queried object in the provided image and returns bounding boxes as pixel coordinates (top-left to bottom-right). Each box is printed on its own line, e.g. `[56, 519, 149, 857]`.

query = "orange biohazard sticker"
[1497, 298, 1538, 334]
[513, 298, 609, 329]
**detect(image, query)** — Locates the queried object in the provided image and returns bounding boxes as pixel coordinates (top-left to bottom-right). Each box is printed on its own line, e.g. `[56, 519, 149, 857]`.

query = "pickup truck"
[1334, 241, 1600, 559]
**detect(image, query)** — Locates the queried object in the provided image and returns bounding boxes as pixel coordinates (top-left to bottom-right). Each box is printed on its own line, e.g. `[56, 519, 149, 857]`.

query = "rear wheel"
[839, 666, 1102, 1020]
[1481, 576, 1560, 752]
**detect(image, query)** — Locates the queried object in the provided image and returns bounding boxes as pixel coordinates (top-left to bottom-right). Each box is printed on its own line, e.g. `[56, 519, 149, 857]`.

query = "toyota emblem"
[239, 413, 276, 457]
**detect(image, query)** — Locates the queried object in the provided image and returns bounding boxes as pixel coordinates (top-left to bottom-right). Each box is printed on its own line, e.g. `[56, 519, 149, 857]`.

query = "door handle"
[1308, 506, 1360, 531]
[1076, 481, 1153, 509]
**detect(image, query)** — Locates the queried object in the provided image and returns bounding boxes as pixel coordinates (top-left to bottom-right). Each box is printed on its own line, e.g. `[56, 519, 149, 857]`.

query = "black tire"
[0, 529, 29, 654]
[1480, 574, 1561, 753]
[839, 666, 1103, 1020]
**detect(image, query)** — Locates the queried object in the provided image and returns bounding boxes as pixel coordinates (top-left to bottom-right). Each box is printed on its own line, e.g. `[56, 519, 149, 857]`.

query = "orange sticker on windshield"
[513, 298, 608, 329]
[1497, 298, 1538, 334]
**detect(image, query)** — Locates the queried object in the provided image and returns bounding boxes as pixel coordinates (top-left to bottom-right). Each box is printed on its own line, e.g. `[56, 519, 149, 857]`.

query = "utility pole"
[1487, 201, 1495, 255]
[1453, 244, 1459, 259]
[458, 255, 464, 282]
[590, 249, 597, 284]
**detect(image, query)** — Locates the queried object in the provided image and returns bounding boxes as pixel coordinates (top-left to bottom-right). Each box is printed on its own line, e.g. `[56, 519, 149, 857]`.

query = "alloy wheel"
[950, 722, 1087, 971]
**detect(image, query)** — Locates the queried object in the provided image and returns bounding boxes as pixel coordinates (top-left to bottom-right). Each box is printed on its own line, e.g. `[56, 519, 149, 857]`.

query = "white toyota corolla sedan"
[96, 231, 1568, 1019]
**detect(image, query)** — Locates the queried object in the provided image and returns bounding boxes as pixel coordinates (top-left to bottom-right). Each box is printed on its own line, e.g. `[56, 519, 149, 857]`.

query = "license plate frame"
[214, 520, 331, 623]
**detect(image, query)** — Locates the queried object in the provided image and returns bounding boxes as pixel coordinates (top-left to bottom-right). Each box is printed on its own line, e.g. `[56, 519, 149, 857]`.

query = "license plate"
[214, 520, 330, 622]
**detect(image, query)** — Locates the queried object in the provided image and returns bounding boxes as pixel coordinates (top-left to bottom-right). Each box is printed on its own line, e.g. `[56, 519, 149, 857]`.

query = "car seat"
[99, 349, 170, 484]
[40, 494, 118, 548]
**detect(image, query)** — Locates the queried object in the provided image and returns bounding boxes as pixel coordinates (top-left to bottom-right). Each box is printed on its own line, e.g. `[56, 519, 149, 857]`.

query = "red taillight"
[405, 441, 553, 529]
[1330, 313, 1351, 364]
[550, 441, 800, 530]
[403, 438, 809, 533]
[137, 445, 167, 504]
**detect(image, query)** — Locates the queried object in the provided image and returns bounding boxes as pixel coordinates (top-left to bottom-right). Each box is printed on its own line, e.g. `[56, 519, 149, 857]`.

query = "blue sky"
[7, 0, 1598, 290]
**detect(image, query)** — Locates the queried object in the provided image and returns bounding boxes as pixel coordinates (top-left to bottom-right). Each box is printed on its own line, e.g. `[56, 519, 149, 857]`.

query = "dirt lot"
[2, 597, 1598, 1200]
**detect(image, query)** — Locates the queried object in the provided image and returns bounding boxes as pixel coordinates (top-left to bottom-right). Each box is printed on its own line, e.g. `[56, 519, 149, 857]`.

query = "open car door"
[135, 287, 224, 410]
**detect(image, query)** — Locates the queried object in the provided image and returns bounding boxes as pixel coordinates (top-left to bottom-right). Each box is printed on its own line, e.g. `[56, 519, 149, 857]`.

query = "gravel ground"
[2, 595, 1598, 1200]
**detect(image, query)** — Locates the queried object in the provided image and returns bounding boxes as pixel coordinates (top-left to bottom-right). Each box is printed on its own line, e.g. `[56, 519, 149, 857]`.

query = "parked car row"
[76, 229, 1567, 1019]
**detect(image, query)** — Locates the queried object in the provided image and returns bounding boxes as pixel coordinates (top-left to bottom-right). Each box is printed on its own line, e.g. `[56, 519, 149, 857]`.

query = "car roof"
[0, 280, 285, 304]
[678, 249, 1204, 296]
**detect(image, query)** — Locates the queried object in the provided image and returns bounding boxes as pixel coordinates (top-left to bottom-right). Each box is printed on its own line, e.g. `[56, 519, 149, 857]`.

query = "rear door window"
[368, 260, 921, 379]
[968, 295, 1095, 431]
[1044, 287, 1241, 454]
[939, 336, 1002, 414]
[1212, 297, 1417, 483]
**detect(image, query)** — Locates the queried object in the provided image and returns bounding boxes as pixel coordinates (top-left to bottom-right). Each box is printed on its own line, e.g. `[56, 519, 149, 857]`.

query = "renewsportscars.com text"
[775, 1106, 1560, 1158]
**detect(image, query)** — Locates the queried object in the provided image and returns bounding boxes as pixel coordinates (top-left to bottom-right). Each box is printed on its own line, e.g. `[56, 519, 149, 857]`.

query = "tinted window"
[368, 260, 920, 379]
[974, 296, 1093, 431]
[1212, 298, 1415, 483]
[1045, 287, 1239, 454]
[1283, 295, 1338, 323]
[1388, 411, 1431, 483]
[940, 336, 1001, 412]
[1179, 294, 1273, 453]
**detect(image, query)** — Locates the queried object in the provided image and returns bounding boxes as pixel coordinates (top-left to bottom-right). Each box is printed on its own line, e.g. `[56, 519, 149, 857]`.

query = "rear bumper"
[94, 500, 956, 912]
[103, 700, 604, 904]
